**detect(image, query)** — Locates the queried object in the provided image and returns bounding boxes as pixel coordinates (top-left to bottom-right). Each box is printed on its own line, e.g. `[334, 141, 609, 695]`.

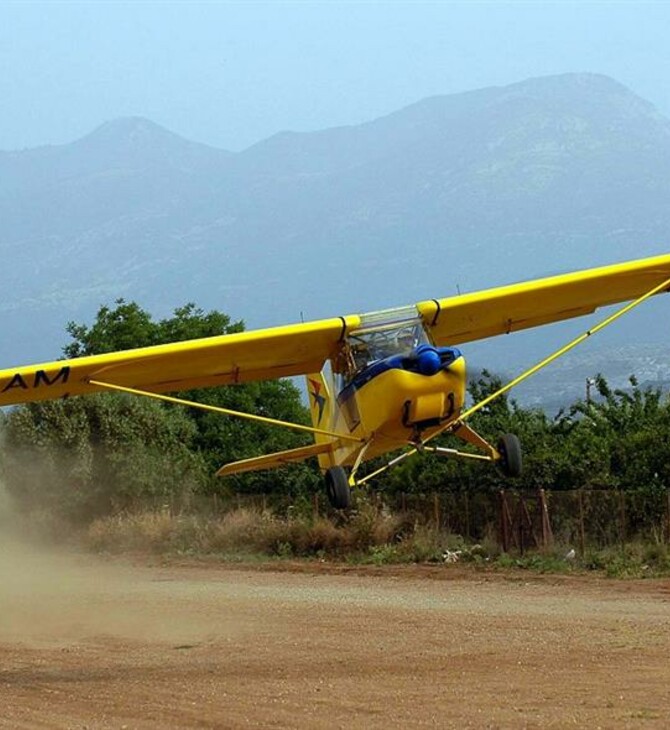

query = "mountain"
[1, 73, 670, 407]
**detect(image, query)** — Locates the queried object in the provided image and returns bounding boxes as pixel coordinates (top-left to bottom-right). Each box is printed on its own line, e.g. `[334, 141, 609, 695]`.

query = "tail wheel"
[498, 433, 522, 478]
[325, 466, 352, 510]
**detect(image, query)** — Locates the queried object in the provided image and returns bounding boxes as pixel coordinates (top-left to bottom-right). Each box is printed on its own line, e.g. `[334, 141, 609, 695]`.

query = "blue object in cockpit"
[413, 344, 443, 375]
[346, 345, 461, 394]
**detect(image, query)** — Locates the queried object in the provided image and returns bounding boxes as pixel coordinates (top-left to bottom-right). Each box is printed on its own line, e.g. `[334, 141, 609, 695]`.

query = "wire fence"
[173, 487, 670, 552]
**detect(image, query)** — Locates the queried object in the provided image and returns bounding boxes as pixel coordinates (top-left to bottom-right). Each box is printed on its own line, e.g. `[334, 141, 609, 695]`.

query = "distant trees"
[552, 375, 670, 492]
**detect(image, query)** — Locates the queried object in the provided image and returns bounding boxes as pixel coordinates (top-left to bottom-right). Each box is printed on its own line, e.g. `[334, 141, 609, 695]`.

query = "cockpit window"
[335, 310, 432, 389]
[347, 321, 429, 371]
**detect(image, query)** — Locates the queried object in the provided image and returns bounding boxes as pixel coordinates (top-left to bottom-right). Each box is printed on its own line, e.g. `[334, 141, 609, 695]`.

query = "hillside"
[1, 73, 669, 405]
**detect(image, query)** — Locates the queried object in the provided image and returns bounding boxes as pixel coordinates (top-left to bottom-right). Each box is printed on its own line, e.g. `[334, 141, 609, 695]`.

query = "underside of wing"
[0, 316, 360, 407]
[417, 254, 670, 346]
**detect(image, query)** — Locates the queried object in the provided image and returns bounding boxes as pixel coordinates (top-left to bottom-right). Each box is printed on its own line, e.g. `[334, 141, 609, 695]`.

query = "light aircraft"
[2, 254, 670, 509]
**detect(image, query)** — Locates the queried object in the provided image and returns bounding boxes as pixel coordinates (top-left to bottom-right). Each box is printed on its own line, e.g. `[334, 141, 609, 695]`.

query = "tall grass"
[83, 503, 670, 577]
[85, 503, 410, 558]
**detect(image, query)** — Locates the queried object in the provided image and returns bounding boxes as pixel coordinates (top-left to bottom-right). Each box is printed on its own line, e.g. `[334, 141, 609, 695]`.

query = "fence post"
[619, 490, 626, 548]
[463, 491, 470, 540]
[578, 489, 586, 557]
[538, 488, 553, 548]
[433, 492, 441, 529]
[499, 490, 510, 553]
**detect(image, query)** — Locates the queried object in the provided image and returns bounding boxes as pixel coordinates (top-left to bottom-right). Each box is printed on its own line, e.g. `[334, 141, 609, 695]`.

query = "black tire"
[325, 466, 352, 509]
[498, 433, 522, 478]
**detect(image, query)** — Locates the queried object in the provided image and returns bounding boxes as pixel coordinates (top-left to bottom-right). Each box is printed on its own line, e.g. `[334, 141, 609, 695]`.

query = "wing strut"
[88, 379, 364, 443]
[438, 272, 670, 434]
[355, 272, 670, 484]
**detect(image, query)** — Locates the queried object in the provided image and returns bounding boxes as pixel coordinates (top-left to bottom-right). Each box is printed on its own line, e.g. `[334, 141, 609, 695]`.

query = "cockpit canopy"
[338, 306, 432, 378]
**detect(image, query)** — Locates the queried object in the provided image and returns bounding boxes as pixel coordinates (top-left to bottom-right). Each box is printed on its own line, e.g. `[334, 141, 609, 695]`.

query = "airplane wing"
[0, 316, 361, 407]
[2, 253, 670, 408]
[417, 254, 670, 346]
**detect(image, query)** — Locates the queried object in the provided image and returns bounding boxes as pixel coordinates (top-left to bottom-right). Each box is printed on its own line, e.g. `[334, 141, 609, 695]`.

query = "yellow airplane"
[2, 254, 670, 509]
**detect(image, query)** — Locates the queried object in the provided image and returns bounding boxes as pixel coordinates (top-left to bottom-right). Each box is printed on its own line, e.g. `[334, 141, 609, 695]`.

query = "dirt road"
[1, 542, 670, 729]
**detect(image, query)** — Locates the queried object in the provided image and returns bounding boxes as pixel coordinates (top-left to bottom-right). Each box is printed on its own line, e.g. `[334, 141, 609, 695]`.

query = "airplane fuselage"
[323, 349, 467, 468]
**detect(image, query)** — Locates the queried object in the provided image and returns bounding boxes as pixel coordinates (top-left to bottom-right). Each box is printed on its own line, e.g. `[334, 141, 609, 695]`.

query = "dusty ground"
[1, 542, 670, 729]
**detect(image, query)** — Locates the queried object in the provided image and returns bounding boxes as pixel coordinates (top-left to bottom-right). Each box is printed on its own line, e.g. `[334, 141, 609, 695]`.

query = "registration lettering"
[1, 366, 70, 394]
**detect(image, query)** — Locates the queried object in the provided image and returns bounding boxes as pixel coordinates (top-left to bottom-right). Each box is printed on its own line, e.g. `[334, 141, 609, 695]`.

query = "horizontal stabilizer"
[216, 441, 338, 477]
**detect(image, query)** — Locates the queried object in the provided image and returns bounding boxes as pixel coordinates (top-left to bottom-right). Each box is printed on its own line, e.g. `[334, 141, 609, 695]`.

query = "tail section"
[215, 373, 342, 477]
[306, 371, 337, 470]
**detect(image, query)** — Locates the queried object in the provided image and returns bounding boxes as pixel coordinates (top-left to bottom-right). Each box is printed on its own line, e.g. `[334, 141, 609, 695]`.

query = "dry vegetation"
[83, 503, 476, 564]
[79, 499, 670, 578]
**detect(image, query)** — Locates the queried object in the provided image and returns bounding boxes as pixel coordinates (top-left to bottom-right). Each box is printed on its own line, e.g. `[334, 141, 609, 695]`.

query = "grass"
[490, 541, 670, 577]
[582, 542, 670, 578]
[82, 503, 670, 577]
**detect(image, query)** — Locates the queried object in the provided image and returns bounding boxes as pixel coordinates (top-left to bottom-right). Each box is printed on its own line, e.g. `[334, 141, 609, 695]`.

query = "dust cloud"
[0, 479, 224, 648]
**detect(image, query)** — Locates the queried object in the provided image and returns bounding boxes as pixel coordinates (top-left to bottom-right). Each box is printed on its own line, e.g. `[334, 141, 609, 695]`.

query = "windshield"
[346, 319, 430, 372]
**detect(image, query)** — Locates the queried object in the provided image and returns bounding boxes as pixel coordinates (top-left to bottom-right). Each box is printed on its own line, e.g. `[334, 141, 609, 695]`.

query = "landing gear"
[325, 466, 352, 510]
[498, 433, 522, 478]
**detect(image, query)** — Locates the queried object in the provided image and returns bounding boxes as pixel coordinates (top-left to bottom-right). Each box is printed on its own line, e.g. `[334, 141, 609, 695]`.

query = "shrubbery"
[2, 393, 206, 522]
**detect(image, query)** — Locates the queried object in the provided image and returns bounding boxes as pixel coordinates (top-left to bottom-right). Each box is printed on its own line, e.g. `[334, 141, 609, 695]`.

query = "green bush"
[2, 393, 206, 523]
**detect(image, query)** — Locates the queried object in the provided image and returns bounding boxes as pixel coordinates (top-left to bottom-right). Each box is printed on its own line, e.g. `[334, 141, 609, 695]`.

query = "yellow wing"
[0, 316, 360, 407]
[417, 254, 670, 346]
[2, 253, 670, 408]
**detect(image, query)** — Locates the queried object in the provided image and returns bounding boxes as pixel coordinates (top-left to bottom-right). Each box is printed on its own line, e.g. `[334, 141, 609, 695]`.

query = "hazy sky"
[2, 2, 669, 152]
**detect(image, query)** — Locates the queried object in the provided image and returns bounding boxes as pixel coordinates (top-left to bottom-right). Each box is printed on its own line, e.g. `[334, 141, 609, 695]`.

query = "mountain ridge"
[1, 72, 669, 411]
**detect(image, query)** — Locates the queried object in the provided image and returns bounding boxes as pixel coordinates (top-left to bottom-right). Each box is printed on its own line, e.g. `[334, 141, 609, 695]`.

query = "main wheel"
[325, 466, 352, 509]
[498, 433, 522, 478]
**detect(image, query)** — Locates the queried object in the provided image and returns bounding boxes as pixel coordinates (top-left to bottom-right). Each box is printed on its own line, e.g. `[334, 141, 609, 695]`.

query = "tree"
[63, 300, 244, 357]
[557, 375, 670, 491]
[65, 300, 320, 493]
[1, 300, 320, 524]
[3, 393, 206, 522]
